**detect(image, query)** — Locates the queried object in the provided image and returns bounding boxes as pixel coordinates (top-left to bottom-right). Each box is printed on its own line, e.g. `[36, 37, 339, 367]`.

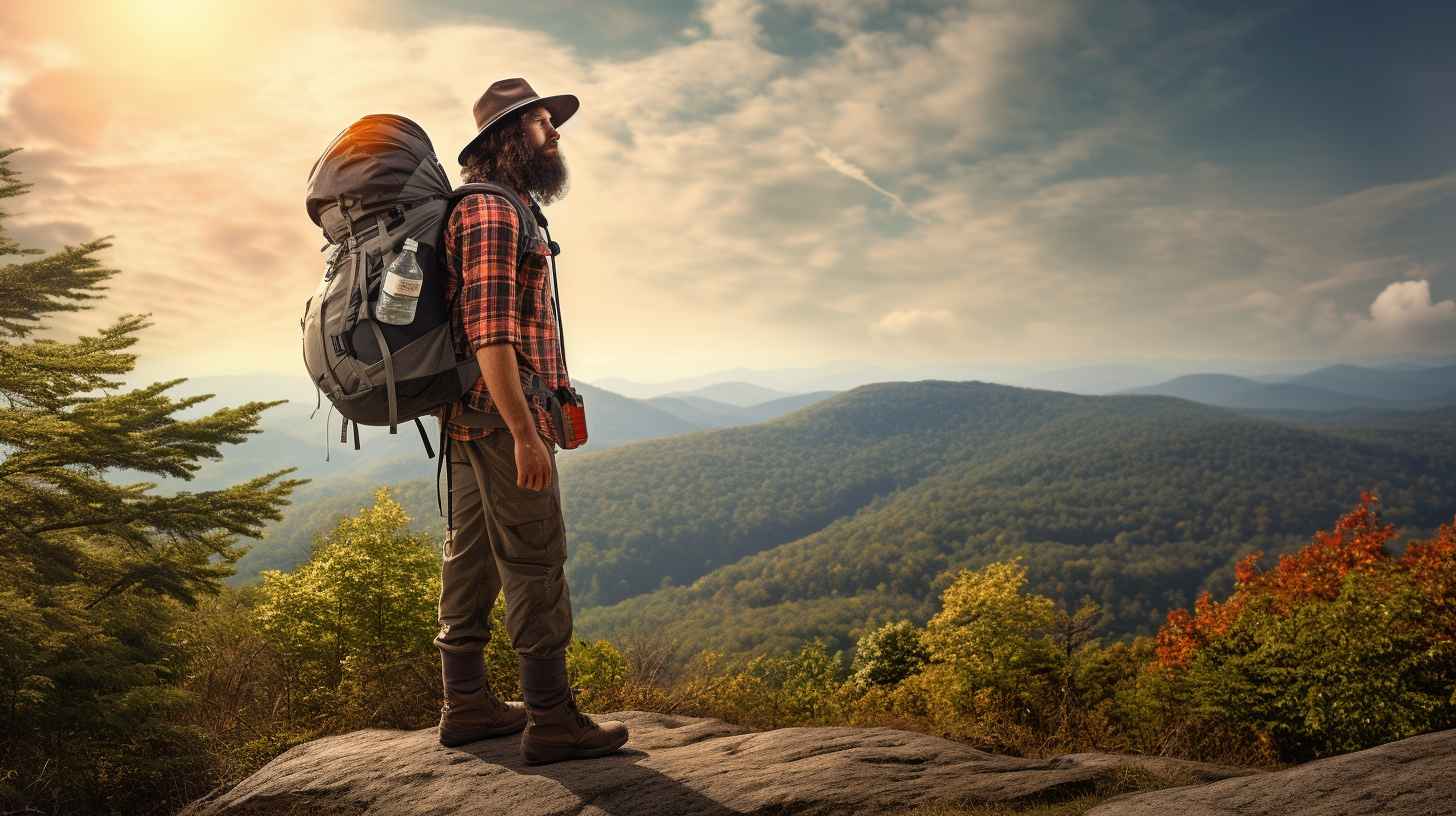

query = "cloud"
[5, 218, 95, 248]
[803, 135, 926, 222]
[7, 68, 110, 148]
[1369, 279, 1456, 328]
[873, 307, 953, 335]
[1297, 257, 1410, 295]
[2, 0, 1453, 382]
[867, 306, 961, 354]
[1302, 278, 1456, 356]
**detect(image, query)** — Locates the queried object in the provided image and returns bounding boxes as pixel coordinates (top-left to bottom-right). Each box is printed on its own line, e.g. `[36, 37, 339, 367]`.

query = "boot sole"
[439, 720, 528, 747]
[522, 731, 631, 765]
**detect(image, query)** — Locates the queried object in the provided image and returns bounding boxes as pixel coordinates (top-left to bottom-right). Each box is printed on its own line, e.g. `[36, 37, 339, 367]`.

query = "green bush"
[716, 639, 848, 728]
[254, 488, 441, 729]
[1182, 566, 1456, 760]
[851, 619, 929, 688]
[920, 559, 1060, 710]
[567, 638, 630, 708]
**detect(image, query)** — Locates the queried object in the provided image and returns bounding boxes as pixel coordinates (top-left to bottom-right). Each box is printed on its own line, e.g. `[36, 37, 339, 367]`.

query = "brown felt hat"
[458, 77, 579, 166]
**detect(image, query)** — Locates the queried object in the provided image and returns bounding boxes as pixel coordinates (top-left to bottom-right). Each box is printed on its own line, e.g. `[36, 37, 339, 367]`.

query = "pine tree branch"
[0, 314, 147, 411]
[13, 467, 308, 541]
[0, 239, 121, 338]
[0, 148, 39, 260]
[0, 146, 310, 611]
[0, 386, 289, 480]
[23, 510, 159, 538]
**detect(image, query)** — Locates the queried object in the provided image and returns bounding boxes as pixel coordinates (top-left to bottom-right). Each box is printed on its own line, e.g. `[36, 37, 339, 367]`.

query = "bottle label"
[383, 272, 422, 298]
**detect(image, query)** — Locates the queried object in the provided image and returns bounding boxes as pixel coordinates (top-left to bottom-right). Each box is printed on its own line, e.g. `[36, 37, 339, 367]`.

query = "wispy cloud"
[800, 134, 927, 223]
[1, 0, 1452, 383]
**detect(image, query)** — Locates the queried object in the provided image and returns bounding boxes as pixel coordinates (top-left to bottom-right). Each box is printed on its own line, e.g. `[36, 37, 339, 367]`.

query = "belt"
[447, 370, 559, 434]
[448, 407, 510, 430]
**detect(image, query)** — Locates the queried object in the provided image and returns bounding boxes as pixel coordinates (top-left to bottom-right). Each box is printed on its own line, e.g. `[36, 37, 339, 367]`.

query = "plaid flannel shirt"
[436, 191, 570, 446]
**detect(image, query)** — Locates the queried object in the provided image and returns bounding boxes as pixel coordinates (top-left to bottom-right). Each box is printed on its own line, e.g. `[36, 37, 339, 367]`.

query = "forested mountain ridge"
[233, 379, 1456, 660]
[573, 385, 1456, 657]
[238, 379, 1100, 588]
[557, 380, 1089, 607]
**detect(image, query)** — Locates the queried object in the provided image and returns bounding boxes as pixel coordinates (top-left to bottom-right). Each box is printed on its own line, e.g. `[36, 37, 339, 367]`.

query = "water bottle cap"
[403, 237, 418, 252]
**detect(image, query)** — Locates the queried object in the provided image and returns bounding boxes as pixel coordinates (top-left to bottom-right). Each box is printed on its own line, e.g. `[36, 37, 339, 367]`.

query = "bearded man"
[431, 77, 629, 765]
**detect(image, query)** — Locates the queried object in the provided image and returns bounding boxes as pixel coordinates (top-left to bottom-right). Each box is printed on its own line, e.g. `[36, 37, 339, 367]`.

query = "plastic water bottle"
[375, 238, 423, 325]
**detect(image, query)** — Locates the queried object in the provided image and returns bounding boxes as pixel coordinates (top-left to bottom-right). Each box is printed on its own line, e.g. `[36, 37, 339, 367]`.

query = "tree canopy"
[0, 146, 306, 814]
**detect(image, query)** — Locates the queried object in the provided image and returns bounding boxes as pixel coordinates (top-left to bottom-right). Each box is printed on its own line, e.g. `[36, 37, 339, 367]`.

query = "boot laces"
[566, 686, 593, 729]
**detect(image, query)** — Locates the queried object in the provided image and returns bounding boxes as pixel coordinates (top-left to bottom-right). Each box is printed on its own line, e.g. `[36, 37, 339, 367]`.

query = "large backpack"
[301, 113, 538, 462]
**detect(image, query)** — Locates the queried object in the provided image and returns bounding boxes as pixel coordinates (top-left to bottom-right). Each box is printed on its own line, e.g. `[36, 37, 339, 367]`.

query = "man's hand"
[514, 429, 553, 491]
[474, 343, 552, 491]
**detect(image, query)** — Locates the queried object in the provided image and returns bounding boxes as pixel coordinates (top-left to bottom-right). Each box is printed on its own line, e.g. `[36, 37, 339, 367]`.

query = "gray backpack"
[301, 113, 537, 463]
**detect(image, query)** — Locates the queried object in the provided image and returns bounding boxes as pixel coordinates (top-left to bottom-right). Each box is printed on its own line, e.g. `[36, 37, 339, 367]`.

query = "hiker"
[430, 77, 629, 764]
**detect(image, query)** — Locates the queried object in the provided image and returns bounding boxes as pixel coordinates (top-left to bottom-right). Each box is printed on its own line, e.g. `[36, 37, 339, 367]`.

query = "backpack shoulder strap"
[447, 182, 539, 263]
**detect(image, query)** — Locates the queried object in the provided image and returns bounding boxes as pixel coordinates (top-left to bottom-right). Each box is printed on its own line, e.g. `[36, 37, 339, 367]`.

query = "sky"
[2, 0, 1454, 387]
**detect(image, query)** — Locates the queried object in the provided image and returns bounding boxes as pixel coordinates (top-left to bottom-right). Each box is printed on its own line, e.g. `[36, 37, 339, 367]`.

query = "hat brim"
[457, 93, 579, 166]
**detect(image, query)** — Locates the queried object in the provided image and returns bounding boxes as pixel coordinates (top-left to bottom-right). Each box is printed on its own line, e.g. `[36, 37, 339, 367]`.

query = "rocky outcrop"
[1087, 727, 1456, 816]
[180, 710, 1245, 815]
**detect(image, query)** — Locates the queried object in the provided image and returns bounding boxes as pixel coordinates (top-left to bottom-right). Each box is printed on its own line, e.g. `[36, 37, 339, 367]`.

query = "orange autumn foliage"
[1155, 490, 1455, 669]
[1401, 512, 1456, 634]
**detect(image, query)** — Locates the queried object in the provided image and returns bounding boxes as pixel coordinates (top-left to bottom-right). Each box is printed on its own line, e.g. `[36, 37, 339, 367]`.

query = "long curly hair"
[459, 103, 569, 205]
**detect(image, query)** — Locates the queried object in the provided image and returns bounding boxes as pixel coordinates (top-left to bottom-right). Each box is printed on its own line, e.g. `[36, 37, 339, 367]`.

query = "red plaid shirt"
[435, 191, 571, 446]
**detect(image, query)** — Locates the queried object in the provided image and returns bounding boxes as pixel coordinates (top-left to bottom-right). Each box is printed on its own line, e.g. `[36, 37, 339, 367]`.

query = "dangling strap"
[436, 417, 455, 533]
[323, 403, 334, 463]
[541, 220, 569, 372]
[436, 416, 449, 521]
[414, 417, 435, 458]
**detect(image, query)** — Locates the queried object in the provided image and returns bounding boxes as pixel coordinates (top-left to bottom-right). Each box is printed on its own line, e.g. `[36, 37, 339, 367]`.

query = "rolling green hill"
[571, 382, 1456, 657]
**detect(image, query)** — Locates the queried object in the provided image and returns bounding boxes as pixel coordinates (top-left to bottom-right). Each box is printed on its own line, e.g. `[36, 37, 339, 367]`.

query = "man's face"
[522, 106, 560, 156]
[515, 104, 568, 204]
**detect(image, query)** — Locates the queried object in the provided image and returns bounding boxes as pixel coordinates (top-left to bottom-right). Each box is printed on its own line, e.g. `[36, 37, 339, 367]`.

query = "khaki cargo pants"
[433, 429, 573, 659]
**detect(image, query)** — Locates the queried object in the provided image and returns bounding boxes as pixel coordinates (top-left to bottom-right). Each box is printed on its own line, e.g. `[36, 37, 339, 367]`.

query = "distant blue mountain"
[658, 381, 794, 407]
[1283, 364, 1456, 402]
[648, 391, 839, 428]
[1120, 366, 1456, 412]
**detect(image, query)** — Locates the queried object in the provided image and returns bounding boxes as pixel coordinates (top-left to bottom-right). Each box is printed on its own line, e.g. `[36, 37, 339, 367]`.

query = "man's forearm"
[477, 343, 536, 436]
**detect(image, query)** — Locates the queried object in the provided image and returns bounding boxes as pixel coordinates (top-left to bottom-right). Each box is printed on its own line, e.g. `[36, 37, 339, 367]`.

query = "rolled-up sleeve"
[450, 193, 522, 351]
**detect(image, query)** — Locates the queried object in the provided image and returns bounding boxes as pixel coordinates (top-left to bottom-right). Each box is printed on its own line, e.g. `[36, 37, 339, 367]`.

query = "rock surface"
[180, 710, 1246, 815]
[1087, 727, 1456, 816]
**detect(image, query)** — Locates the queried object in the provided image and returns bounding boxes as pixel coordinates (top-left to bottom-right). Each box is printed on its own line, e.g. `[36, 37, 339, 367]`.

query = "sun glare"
[127, 0, 226, 38]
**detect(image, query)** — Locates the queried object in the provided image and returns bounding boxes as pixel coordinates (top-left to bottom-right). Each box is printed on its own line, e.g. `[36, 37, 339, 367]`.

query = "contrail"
[801, 135, 928, 223]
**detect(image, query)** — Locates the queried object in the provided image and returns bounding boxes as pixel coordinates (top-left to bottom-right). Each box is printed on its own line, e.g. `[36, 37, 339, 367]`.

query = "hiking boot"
[520, 686, 630, 765]
[438, 684, 528, 747]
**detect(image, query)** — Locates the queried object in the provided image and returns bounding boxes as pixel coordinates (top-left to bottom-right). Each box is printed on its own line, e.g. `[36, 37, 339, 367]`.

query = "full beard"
[521, 144, 569, 205]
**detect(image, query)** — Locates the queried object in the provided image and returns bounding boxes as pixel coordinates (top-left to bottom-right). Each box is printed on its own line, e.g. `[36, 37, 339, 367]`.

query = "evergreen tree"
[0, 147, 307, 814]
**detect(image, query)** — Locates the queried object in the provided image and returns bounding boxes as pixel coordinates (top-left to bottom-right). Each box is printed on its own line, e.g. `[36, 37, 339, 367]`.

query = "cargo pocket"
[483, 436, 565, 565]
